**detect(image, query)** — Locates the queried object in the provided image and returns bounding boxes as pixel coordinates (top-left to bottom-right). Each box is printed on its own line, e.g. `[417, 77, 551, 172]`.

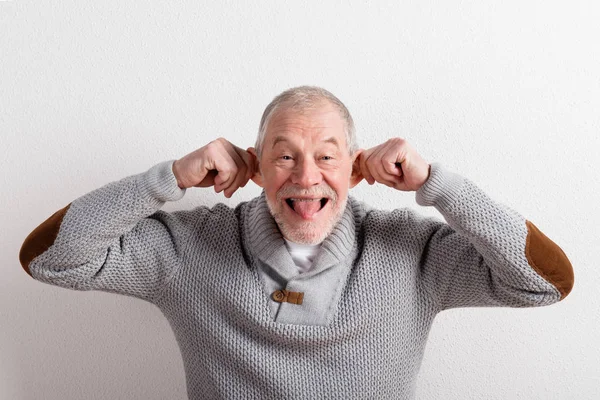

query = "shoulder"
[151, 198, 258, 235]
[349, 196, 447, 243]
[348, 195, 409, 227]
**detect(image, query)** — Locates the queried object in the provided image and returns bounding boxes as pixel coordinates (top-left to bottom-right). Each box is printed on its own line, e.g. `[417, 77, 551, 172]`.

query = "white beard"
[266, 190, 348, 245]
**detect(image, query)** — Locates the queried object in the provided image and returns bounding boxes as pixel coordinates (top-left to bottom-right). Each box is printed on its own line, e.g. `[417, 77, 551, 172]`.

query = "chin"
[281, 224, 332, 245]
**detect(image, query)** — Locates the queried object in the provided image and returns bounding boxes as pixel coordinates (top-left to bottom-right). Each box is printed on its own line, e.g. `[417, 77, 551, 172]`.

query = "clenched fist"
[172, 138, 257, 198]
[357, 138, 430, 192]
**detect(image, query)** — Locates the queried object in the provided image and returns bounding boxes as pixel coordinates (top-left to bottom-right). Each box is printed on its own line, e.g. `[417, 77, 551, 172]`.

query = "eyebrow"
[271, 136, 341, 148]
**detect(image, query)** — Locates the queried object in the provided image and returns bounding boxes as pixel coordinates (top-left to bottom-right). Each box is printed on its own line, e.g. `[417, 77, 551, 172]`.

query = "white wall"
[2, 1, 598, 399]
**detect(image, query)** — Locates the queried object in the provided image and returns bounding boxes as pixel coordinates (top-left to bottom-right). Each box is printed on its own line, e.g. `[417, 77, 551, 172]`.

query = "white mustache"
[276, 185, 337, 202]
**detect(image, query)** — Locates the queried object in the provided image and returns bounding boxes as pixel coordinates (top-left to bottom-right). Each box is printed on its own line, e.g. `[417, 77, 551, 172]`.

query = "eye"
[321, 155, 334, 161]
[281, 155, 293, 160]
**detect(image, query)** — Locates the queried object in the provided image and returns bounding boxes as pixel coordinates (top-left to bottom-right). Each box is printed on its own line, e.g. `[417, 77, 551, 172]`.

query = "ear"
[246, 147, 264, 188]
[349, 149, 364, 188]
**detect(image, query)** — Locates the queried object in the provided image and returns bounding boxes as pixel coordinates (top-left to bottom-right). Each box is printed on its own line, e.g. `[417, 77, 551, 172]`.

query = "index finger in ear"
[358, 150, 376, 185]
[352, 148, 364, 160]
[233, 146, 254, 183]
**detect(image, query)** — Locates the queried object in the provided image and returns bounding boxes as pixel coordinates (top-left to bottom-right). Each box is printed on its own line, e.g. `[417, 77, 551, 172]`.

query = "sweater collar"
[242, 192, 359, 280]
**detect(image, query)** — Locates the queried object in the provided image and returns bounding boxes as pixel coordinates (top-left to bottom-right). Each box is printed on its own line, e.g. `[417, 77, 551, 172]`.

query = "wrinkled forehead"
[264, 102, 347, 145]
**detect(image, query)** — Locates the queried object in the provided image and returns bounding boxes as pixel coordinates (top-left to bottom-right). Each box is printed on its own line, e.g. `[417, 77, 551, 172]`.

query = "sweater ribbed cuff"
[415, 163, 465, 210]
[136, 160, 187, 207]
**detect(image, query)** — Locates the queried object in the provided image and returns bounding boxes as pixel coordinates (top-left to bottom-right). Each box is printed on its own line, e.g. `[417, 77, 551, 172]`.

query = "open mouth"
[285, 197, 328, 218]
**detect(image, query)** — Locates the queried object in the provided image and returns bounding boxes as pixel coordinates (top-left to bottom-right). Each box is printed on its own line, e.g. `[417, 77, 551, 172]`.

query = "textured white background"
[1, 1, 599, 399]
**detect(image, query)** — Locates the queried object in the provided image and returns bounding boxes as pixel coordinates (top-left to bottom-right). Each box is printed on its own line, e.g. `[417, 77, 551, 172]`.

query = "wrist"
[415, 163, 465, 208]
[416, 163, 431, 191]
[172, 160, 186, 189]
[138, 160, 187, 205]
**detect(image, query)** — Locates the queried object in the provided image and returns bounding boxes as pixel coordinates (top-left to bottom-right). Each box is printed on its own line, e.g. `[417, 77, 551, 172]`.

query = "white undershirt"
[283, 239, 321, 274]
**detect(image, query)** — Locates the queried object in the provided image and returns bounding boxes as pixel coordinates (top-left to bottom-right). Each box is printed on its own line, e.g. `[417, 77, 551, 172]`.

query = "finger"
[225, 157, 249, 198]
[200, 139, 234, 190]
[382, 161, 402, 177]
[369, 144, 398, 187]
[193, 169, 218, 188]
[213, 161, 234, 193]
[234, 146, 255, 187]
[381, 146, 405, 177]
[359, 149, 375, 185]
[388, 141, 426, 191]
[223, 143, 254, 197]
[217, 144, 245, 195]
[226, 168, 249, 196]
[219, 141, 242, 181]
[374, 140, 410, 188]
[213, 158, 238, 193]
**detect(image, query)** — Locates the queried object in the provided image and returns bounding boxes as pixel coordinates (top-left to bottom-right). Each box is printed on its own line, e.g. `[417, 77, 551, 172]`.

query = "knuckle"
[211, 138, 228, 149]
[205, 140, 220, 152]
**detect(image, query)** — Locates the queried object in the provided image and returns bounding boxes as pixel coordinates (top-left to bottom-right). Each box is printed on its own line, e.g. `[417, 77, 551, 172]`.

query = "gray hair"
[255, 86, 357, 159]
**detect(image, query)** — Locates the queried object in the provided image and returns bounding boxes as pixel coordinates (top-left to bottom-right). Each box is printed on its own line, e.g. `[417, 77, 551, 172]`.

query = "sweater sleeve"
[411, 163, 573, 310]
[19, 160, 190, 302]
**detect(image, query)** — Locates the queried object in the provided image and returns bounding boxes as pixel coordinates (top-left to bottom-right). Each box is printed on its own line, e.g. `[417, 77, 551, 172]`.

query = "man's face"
[256, 102, 358, 245]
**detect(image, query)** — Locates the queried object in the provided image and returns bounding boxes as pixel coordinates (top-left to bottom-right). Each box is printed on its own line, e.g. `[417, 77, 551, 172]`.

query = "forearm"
[19, 160, 187, 297]
[415, 163, 573, 308]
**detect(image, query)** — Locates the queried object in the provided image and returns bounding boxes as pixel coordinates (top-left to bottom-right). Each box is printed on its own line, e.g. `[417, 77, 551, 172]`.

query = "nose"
[291, 157, 322, 188]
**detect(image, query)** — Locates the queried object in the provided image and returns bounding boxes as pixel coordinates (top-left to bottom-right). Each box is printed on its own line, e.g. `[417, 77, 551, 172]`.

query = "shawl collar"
[242, 192, 359, 280]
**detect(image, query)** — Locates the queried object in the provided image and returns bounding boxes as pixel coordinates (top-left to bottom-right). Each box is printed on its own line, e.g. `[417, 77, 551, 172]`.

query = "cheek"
[323, 170, 352, 192]
[268, 169, 291, 184]
[263, 171, 289, 196]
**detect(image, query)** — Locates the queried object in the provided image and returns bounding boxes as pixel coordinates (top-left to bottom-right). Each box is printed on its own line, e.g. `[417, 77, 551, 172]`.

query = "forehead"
[264, 102, 346, 147]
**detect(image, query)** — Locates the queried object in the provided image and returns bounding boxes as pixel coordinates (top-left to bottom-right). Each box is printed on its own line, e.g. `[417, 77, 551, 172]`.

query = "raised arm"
[357, 138, 574, 310]
[19, 139, 256, 302]
[411, 163, 573, 309]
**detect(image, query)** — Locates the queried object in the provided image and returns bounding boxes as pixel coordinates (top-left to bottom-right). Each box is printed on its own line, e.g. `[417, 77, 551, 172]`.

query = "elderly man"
[20, 86, 573, 399]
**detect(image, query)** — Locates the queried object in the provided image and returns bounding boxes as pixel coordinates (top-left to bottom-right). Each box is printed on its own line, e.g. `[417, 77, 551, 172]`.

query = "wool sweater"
[19, 160, 574, 399]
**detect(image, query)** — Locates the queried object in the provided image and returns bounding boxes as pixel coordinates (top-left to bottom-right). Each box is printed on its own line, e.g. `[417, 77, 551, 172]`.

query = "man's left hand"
[357, 138, 430, 192]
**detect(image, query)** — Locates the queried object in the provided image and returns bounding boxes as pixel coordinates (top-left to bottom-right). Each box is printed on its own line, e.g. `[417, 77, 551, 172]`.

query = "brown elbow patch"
[19, 204, 71, 276]
[525, 220, 574, 300]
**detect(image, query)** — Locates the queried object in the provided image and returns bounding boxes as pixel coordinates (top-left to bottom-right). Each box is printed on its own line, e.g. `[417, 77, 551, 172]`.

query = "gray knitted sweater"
[21, 160, 573, 399]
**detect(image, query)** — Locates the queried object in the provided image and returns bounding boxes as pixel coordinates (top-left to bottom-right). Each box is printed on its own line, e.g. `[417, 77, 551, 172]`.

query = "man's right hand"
[172, 138, 257, 198]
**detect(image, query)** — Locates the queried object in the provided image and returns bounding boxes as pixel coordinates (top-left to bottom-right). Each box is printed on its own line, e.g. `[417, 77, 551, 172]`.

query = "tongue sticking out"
[292, 199, 323, 219]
